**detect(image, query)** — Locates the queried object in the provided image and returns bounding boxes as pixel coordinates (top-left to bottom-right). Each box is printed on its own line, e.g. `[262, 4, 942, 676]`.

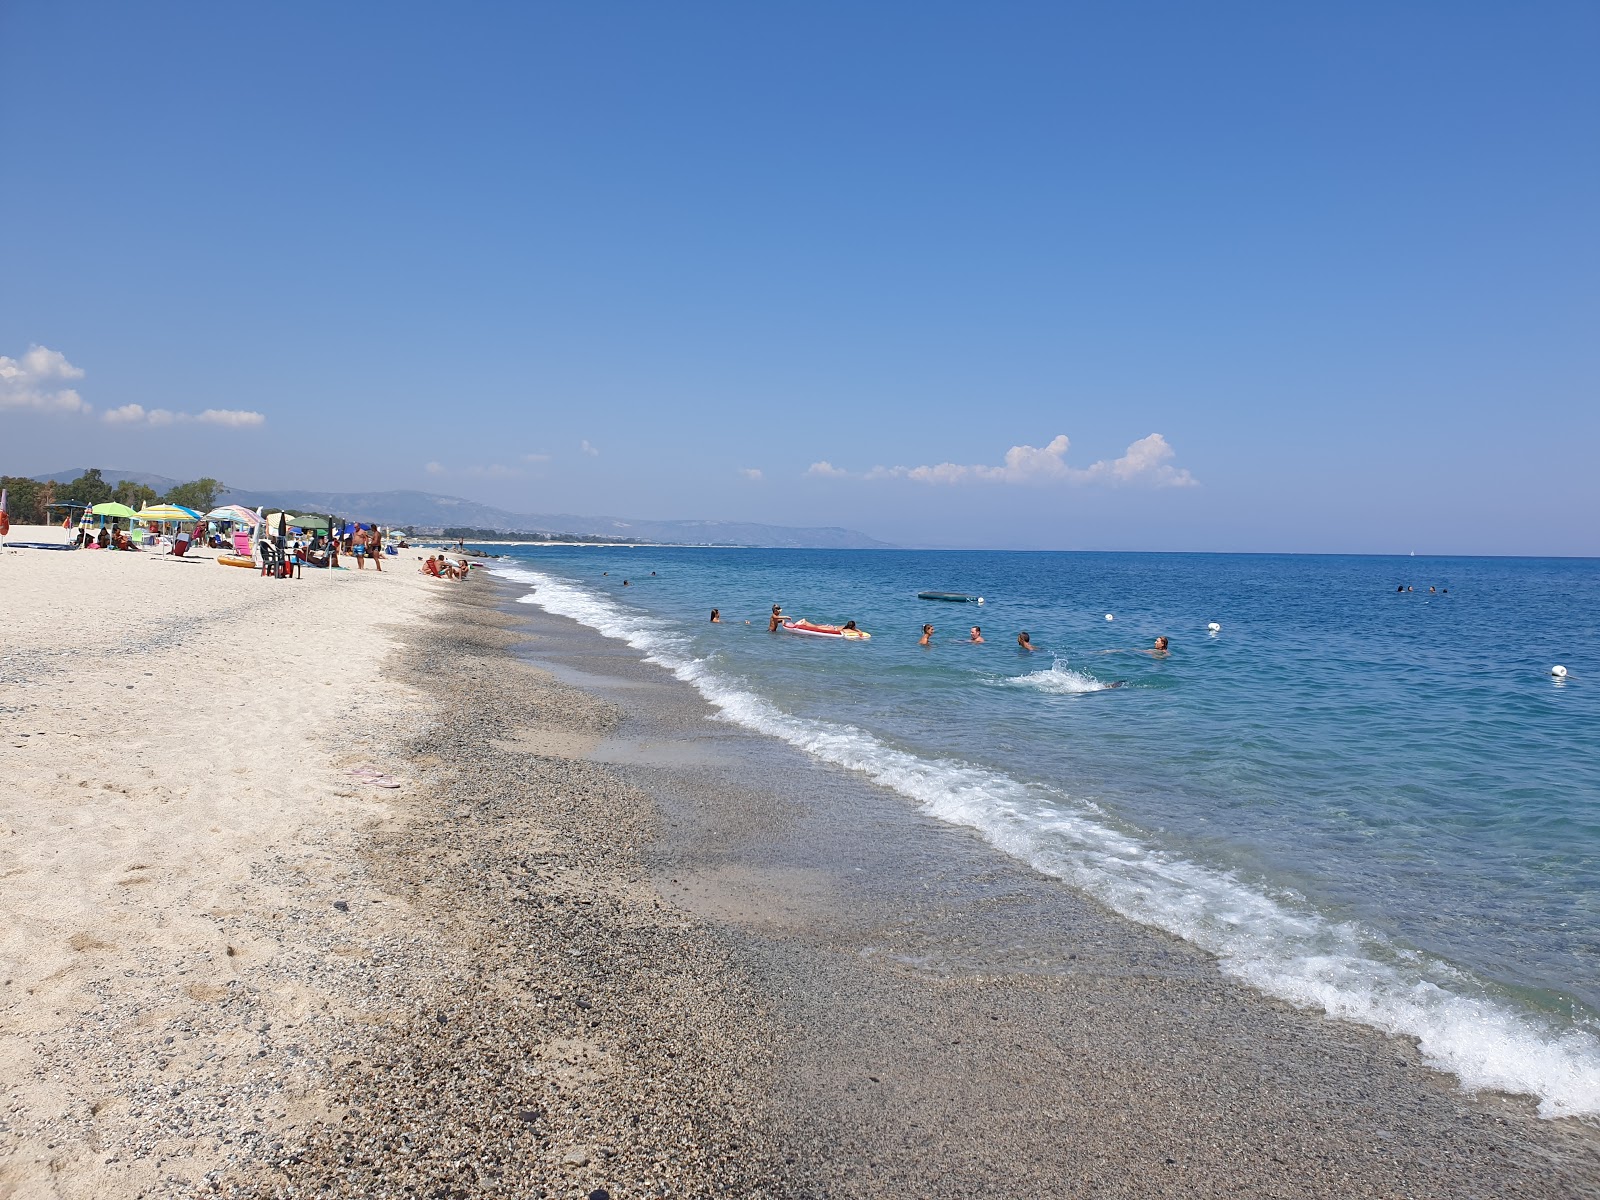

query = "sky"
[2, 1, 1596, 554]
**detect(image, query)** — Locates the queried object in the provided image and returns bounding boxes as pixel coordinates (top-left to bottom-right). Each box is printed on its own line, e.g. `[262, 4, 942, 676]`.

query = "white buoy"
[1208, 622, 1221, 632]
[1552, 665, 1568, 678]
[1105, 613, 1114, 621]
[976, 597, 985, 604]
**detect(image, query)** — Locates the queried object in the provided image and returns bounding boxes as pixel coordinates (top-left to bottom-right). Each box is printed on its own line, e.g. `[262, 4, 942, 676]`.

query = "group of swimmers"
[707, 605, 1169, 655]
[1396, 585, 1448, 593]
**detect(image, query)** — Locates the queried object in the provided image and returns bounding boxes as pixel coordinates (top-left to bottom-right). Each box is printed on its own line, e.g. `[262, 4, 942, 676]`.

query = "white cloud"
[100, 404, 265, 428]
[0, 344, 89, 413]
[196, 408, 265, 428]
[738, 467, 764, 481]
[580, 439, 600, 457]
[821, 433, 1197, 488]
[522, 452, 553, 463]
[424, 461, 447, 475]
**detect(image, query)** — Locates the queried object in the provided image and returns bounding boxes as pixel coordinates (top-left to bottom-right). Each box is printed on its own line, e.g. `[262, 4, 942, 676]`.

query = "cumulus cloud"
[0, 345, 89, 413]
[522, 452, 553, 463]
[101, 404, 265, 428]
[580, 439, 600, 457]
[821, 433, 1197, 488]
[806, 460, 849, 478]
[424, 461, 447, 475]
[738, 467, 764, 481]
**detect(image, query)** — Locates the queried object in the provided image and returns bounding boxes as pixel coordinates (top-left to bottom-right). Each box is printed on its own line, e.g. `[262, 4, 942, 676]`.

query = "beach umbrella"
[205, 504, 261, 526]
[136, 504, 202, 522]
[90, 502, 139, 519]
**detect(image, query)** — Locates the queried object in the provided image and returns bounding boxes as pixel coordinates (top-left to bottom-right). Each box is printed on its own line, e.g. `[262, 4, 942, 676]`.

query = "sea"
[484, 546, 1600, 1119]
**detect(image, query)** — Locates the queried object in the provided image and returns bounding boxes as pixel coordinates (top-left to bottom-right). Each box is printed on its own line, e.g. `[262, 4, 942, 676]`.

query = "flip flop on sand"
[346, 765, 402, 788]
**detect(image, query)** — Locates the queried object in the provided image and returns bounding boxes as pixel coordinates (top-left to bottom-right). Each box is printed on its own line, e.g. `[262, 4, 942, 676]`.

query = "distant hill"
[29, 470, 893, 549]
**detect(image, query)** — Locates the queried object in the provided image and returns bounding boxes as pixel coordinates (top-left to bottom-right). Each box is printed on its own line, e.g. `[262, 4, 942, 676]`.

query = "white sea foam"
[492, 562, 1600, 1118]
[996, 659, 1117, 694]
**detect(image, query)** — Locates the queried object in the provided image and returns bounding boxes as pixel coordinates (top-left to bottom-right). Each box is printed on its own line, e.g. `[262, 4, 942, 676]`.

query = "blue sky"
[3, 1, 1596, 553]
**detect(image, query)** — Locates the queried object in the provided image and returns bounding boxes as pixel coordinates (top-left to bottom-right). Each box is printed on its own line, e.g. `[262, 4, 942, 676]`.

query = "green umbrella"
[90, 502, 139, 519]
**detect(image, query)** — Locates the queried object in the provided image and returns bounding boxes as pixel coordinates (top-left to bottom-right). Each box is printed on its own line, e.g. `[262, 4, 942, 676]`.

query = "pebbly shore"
[215, 578, 1600, 1197]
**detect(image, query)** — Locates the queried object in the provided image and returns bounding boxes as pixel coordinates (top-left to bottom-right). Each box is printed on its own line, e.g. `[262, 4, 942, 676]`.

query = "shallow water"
[485, 546, 1600, 1117]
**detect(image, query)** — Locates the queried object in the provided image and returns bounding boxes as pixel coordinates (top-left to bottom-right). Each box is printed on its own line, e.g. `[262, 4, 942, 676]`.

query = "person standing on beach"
[352, 525, 368, 568]
[368, 525, 384, 571]
[769, 605, 784, 632]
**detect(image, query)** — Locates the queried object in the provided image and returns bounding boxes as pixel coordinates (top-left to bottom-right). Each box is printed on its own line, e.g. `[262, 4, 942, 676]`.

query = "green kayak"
[918, 591, 984, 603]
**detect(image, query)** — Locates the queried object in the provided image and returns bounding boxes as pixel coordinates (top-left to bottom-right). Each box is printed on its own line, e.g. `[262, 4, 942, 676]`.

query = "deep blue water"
[486, 546, 1600, 1117]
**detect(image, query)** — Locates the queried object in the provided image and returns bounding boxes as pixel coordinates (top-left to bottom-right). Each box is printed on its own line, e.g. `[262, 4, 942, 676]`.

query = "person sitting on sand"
[969, 626, 984, 643]
[96, 526, 111, 549]
[920, 624, 934, 647]
[422, 555, 443, 578]
[1017, 632, 1035, 652]
[710, 609, 722, 623]
[769, 605, 784, 632]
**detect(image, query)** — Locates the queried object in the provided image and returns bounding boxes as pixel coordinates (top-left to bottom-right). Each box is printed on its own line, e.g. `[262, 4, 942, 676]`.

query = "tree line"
[0, 469, 225, 525]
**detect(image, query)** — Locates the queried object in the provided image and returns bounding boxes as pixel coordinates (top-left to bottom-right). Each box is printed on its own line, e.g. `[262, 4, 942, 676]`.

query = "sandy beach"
[3, 537, 1598, 1198]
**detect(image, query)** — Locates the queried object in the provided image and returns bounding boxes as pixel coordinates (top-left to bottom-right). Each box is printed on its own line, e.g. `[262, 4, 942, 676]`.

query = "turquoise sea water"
[487, 547, 1600, 1117]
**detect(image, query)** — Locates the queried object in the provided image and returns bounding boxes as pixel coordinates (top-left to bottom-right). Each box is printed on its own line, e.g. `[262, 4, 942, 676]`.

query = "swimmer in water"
[1017, 632, 1035, 652]
[768, 605, 784, 632]
[622, 579, 630, 586]
[843, 620, 859, 632]
[1152, 636, 1169, 655]
[919, 624, 934, 647]
[710, 608, 721, 623]
[970, 626, 984, 643]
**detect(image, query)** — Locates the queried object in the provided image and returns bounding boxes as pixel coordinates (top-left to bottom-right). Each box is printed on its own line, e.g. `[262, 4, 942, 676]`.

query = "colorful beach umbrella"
[137, 504, 202, 522]
[205, 504, 260, 526]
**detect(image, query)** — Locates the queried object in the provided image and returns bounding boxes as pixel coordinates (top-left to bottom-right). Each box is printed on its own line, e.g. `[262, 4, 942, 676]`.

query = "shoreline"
[479, 574, 1600, 1196]
[3, 550, 1597, 1196]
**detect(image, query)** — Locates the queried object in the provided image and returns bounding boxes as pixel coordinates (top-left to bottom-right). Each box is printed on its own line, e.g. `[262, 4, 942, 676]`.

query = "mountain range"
[30, 469, 894, 549]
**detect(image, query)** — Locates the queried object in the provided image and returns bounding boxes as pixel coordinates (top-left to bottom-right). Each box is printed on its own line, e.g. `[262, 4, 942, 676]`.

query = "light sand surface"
[0, 532, 444, 1197]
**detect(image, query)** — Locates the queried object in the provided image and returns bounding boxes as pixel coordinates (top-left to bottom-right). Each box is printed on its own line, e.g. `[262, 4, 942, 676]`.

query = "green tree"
[163, 478, 223, 512]
[0, 476, 46, 524]
[111, 480, 159, 510]
[60, 468, 113, 508]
